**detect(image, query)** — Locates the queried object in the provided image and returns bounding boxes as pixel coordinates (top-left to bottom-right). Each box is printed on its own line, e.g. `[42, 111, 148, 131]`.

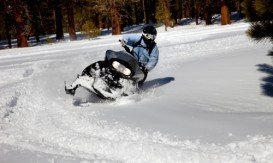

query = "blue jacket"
[122, 34, 159, 71]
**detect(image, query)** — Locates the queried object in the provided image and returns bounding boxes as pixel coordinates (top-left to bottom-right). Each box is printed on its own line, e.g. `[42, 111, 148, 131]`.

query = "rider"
[65, 25, 159, 95]
[120, 25, 159, 84]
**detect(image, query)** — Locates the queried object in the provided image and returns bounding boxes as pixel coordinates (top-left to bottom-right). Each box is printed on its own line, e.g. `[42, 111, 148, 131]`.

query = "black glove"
[119, 39, 126, 47]
[119, 39, 131, 53]
[140, 64, 148, 74]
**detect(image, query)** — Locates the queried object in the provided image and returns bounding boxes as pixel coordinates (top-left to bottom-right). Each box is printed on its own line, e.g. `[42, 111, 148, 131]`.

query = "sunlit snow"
[0, 21, 273, 163]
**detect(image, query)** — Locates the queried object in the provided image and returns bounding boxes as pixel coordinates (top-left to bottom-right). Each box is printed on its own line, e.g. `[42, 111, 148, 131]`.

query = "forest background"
[0, 0, 271, 49]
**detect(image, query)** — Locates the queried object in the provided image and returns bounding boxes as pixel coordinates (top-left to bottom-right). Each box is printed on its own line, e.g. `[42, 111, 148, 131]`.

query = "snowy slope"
[0, 22, 273, 163]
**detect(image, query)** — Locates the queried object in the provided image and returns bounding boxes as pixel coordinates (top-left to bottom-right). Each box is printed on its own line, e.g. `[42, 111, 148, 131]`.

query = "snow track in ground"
[1, 22, 273, 162]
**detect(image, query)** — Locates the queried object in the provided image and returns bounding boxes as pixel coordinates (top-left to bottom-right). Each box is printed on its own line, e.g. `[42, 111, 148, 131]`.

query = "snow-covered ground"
[0, 22, 273, 163]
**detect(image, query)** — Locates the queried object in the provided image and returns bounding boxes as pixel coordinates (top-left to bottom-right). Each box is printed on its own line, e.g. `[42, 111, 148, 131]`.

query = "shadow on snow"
[257, 50, 273, 97]
[141, 77, 175, 91]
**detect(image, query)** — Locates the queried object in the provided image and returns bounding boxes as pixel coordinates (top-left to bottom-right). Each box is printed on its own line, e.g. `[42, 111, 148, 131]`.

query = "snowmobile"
[65, 50, 147, 100]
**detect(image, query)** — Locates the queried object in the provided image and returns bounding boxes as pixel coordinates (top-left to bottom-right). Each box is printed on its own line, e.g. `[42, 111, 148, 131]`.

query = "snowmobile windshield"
[112, 61, 131, 76]
[105, 50, 145, 82]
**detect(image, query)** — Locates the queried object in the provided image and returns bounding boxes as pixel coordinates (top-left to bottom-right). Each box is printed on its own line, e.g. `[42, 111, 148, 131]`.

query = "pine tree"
[144, 0, 157, 23]
[26, 0, 40, 43]
[156, 0, 172, 31]
[94, 0, 141, 35]
[54, 0, 64, 40]
[110, 0, 121, 35]
[66, 0, 77, 41]
[0, 0, 12, 48]
[170, 0, 183, 22]
[12, 0, 29, 47]
[194, 1, 202, 25]
[141, 0, 147, 23]
[241, 0, 273, 43]
[204, 0, 212, 25]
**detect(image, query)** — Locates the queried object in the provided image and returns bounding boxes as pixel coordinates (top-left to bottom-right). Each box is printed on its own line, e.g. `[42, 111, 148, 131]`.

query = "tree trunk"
[27, 0, 40, 43]
[134, 2, 140, 24]
[32, 13, 40, 43]
[159, 0, 172, 31]
[4, 17, 12, 48]
[3, 0, 12, 48]
[110, 0, 121, 35]
[150, 0, 157, 23]
[144, 0, 150, 23]
[13, 0, 28, 47]
[144, 0, 156, 24]
[141, 0, 147, 23]
[33, 19, 40, 43]
[54, 0, 64, 40]
[221, 0, 231, 25]
[66, 0, 77, 41]
[195, 2, 201, 25]
[204, 0, 212, 25]
[190, 0, 195, 19]
[183, 4, 191, 18]
[178, 0, 183, 19]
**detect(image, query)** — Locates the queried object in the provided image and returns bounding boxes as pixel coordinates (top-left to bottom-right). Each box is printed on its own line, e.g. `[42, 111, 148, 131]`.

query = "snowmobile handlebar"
[119, 40, 131, 54]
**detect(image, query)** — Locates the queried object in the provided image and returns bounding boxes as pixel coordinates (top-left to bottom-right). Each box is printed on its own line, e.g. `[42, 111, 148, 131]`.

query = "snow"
[1, 21, 273, 163]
